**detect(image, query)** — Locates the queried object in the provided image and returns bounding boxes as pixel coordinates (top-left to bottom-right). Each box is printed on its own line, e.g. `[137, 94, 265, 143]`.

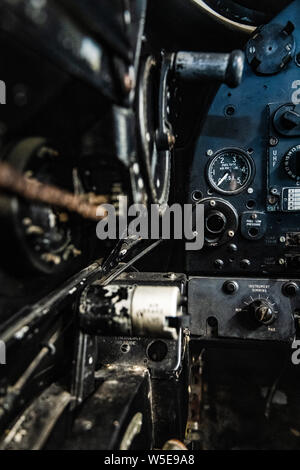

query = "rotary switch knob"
[284, 145, 300, 181]
[248, 299, 275, 325]
[273, 104, 300, 137]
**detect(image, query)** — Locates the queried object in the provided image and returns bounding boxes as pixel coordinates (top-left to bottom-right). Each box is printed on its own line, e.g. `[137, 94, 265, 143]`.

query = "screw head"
[167, 272, 176, 280]
[206, 149, 214, 157]
[124, 74, 134, 92]
[268, 195, 277, 205]
[167, 133, 176, 149]
[269, 136, 278, 147]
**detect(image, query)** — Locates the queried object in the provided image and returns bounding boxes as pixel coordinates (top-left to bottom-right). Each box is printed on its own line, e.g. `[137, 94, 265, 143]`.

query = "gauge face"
[207, 149, 253, 195]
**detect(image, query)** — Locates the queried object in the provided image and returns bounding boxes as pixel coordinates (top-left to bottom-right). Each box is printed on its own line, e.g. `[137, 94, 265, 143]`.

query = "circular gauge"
[284, 144, 300, 181]
[207, 148, 253, 195]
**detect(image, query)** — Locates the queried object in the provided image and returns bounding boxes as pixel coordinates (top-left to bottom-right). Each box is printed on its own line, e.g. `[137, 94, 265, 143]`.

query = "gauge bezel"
[206, 147, 255, 195]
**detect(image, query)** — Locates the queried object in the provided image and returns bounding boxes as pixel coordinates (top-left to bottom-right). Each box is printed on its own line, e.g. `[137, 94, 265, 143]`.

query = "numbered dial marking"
[284, 145, 300, 181]
[207, 149, 253, 195]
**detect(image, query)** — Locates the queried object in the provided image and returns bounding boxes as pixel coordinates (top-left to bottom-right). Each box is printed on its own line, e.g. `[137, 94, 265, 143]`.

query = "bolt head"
[167, 272, 176, 280]
[167, 133, 176, 149]
[269, 137, 278, 147]
[124, 74, 134, 92]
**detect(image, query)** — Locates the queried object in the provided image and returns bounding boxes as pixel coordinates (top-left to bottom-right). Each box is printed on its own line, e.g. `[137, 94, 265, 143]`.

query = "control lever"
[155, 50, 244, 150]
[273, 103, 300, 136]
[174, 50, 245, 88]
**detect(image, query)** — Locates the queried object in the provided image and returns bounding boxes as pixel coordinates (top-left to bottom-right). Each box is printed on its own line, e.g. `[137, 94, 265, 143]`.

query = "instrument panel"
[187, 1, 300, 277]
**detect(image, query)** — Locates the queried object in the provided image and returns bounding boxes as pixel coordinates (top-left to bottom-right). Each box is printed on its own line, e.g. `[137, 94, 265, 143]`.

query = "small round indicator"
[207, 148, 253, 195]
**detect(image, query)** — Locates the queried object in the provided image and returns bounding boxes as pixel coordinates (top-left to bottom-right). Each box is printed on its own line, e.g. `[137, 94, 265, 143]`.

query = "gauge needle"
[218, 172, 229, 186]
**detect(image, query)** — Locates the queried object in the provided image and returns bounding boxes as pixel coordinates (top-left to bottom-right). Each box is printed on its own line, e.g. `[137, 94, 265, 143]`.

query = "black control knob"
[284, 145, 300, 180]
[223, 280, 239, 295]
[281, 110, 300, 130]
[246, 22, 295, 75]
[228, 243, 238, 253]
[248, 299, 275, 325]
[214, 259, 224, 270]
[240, 259, 251, 269]
[282, 281, 299, 297]
[273, 104, 300, 136]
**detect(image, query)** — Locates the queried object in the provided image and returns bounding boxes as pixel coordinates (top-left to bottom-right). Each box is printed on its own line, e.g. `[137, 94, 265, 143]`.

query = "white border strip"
[191, 0, 256, 34]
